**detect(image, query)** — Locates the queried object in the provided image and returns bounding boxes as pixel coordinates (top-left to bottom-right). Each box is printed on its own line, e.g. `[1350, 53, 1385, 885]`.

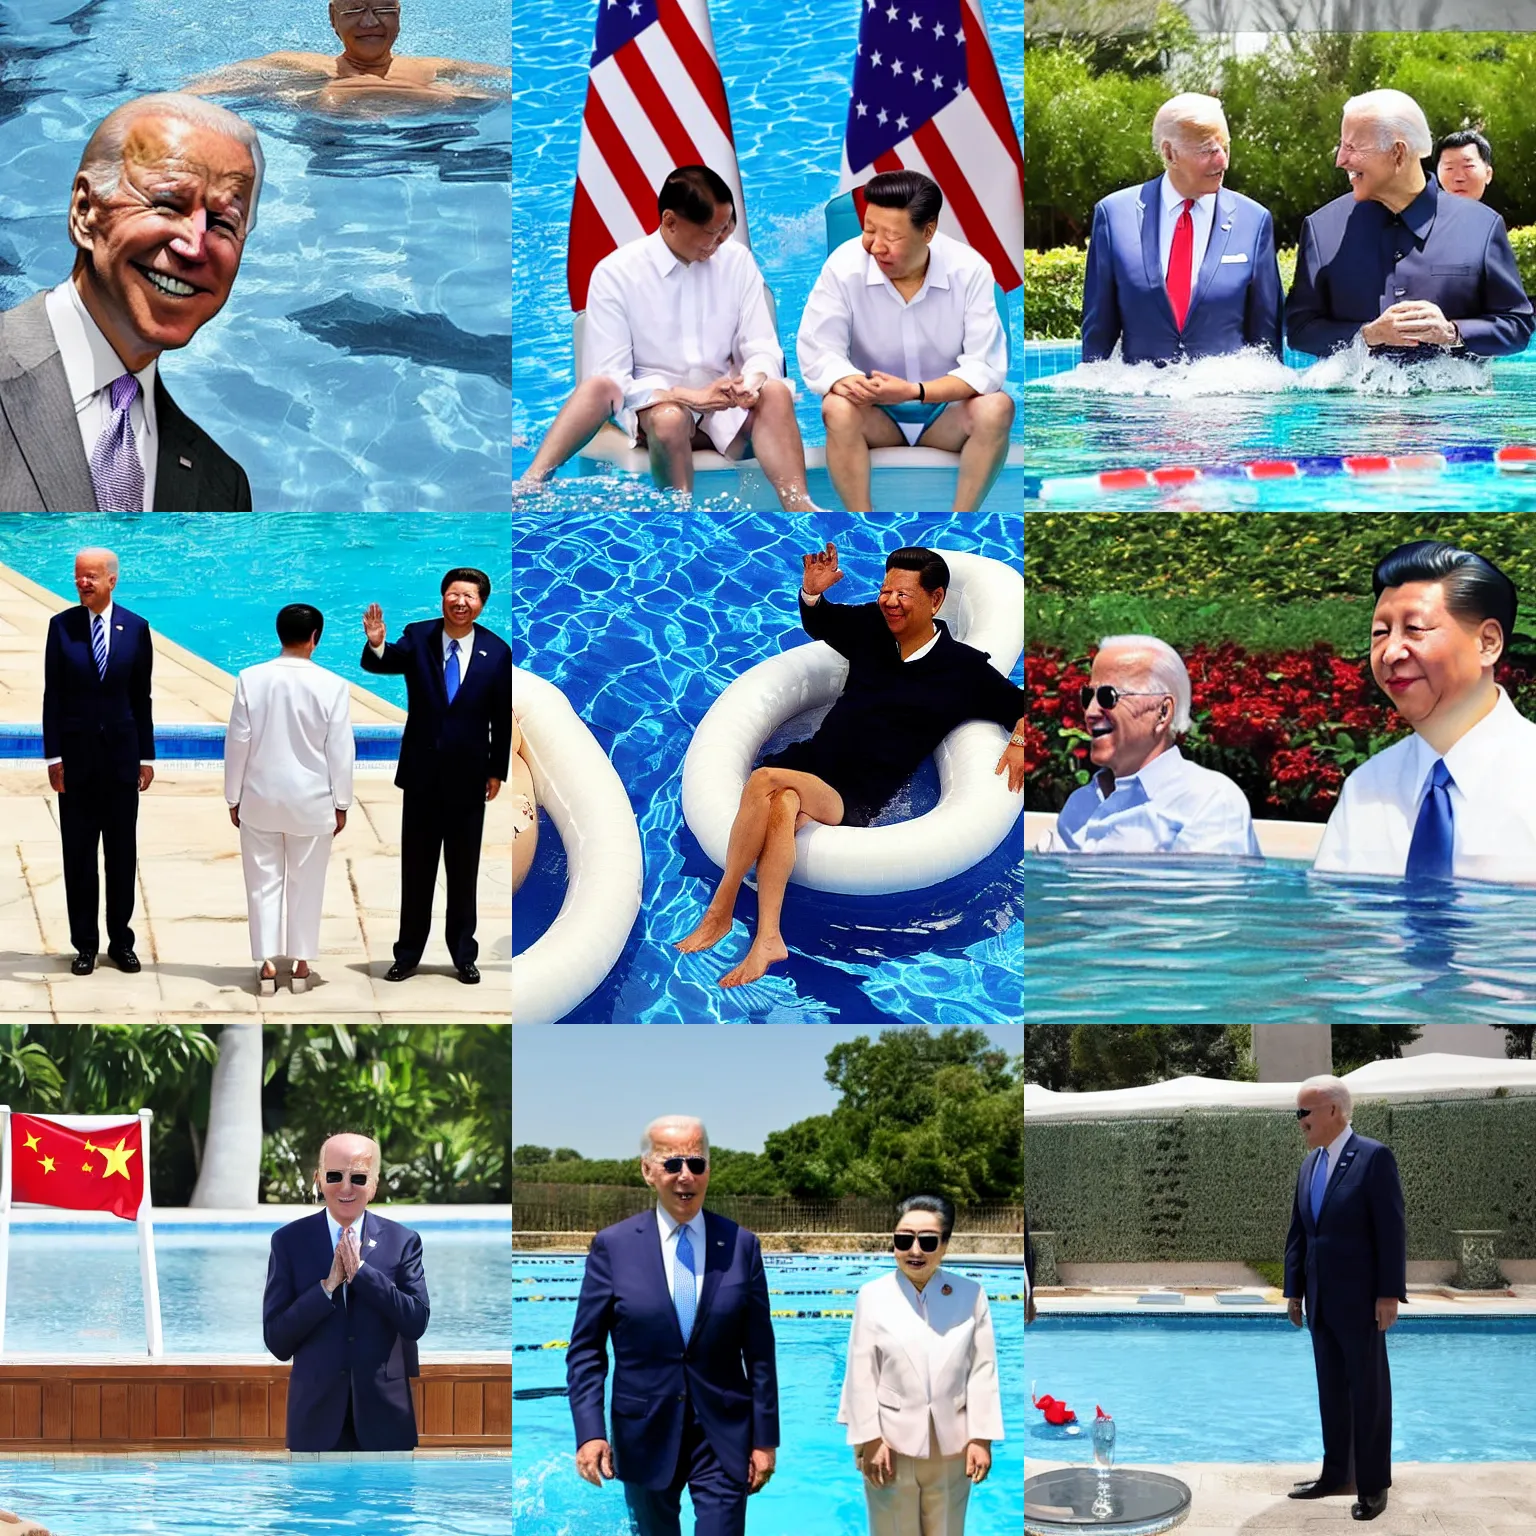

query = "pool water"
[511, 510, 1024, 1024]
[1024, 346, 1536, 509]
[512, 0, 1023, 510]
[1, 1223, 511, 1354]
[0, 512, 511, 696]
[513, 1254, 1025, 1535]
[1024, 856, 1536, 1025]
[1026, 1315, 1536, 1463]
[0, 1, 510, 511]
[0, 1457, 510, 1535]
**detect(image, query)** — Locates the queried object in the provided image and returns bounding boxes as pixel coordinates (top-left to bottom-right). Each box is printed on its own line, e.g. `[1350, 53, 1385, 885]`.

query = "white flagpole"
[135, 1108, 164, 1358]
[0, 1104, 11, 1358]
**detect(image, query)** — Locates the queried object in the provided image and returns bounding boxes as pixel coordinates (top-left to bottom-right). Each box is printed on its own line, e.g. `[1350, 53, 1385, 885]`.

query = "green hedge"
[1024, 1098, 1536, 1262]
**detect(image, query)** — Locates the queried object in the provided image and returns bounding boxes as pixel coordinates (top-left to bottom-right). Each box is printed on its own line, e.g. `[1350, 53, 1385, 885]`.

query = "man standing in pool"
[1284, 1076, 1406, 1523]
[567, 1115, 779, 1536]
[1287, 90, 1533, 358]
[0, 94, 259, 512]
[263, 1132, 430, 1451]
[361, 568, 512, 984]
[676, 544, 1028, 988]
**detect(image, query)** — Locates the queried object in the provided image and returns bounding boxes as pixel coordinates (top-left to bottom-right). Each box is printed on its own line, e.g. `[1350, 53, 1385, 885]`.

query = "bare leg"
[821, 392, 872, 512]
[675, 772, 777, 952]
[519, 375, 623, 485]
[720, 788, 800, 988]
[640, 402, 697, 493]
[743, 381, 825, 511]
[917, 394, 1016, 512]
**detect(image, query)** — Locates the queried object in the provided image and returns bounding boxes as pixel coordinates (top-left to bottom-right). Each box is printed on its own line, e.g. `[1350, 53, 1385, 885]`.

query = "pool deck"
[1026, 1458, 1536, 1532]
[0, 562, 511, 1021]
[1024, 810, 1324, 860]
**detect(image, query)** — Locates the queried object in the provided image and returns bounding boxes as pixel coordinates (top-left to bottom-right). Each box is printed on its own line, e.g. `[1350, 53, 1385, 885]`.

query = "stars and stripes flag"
[839, 0, 1023, 291]
[567, 0, 750, 311]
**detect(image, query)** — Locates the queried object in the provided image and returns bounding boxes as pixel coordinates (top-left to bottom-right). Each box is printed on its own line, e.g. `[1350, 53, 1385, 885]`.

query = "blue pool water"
[514, 1253, 1025, 1534]
[1, 1221, 510, 1354]
[0, 512, 511, 696]
[1026, 1314, 1536, 1463]
[1024, 345, 1536, 508]
[0, 1457, 509, 1535]
[1025, 856, 1536, 1025]
[512, 0, 1023, 509]
[0, 1, 510, 511]
[512, 510, 1024, 1024]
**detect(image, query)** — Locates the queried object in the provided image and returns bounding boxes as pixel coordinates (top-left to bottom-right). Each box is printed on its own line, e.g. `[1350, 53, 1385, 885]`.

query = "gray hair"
[1298, 1075, 1353, 1119]
[640, 1115, 709, 1158]
[1151, 93, 1228, 159]
[1343, 89, 1432, 159]
[1097, 634, 1193, 734]
[75, 93, 265, 234]
[75, 547, 119, 576]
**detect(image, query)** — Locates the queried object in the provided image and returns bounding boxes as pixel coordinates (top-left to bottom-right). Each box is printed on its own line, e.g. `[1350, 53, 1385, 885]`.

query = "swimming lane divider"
[1036, 443, 1536, 502]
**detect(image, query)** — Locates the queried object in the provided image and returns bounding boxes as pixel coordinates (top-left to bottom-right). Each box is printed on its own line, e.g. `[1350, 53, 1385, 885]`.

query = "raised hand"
[363, 603, 386, 648]
[801, 541, 844, 596]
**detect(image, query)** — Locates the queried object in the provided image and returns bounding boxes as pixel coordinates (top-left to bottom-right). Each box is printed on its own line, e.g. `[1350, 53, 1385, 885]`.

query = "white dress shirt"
[441, 626, 474, 683]
[1313, 688, 1536, 883]
[324, 1207, 367, 1304]
[582, 231, 785, 454]
[1312, 1124, 1354, 1199]
[655, 1203, 705, 1311]
[796, 231, 1007, 405]
[1038, 746, 1260, 856]
[1158, 178, 1217, 284]
[45, 280, 158, 510]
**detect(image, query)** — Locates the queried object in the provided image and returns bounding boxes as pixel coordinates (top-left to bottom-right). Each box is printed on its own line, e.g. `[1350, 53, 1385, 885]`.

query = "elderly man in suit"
[225, 604, 355, 996]
[0, 94, 260, 512]
[262, 1132, 430, 1451]
[361, 567, 512, 984]
[1081, 93, 1282, 365]
[1284, 1075, 1407, 1524]
[42, 548, 155, 976]
[567, 1114, 779, 1536]
[1287, 90, 1533, 359]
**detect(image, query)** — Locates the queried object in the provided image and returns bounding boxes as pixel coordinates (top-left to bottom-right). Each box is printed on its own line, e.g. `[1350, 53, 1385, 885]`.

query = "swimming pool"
[511, 510, 1024, 1024]
[511, 0, 1023, 510]
[0, 1455, 510, 1535]
[1024, 856, 1536, 1024]
[1, 1220, 510, 1354]
[0, 512, 511, 693]
[513, 1253, 1024, 1534]
[1024, 345, 1536, 509]
[0, 1, 510, 511]
[1026, 1314, 1536, 1463]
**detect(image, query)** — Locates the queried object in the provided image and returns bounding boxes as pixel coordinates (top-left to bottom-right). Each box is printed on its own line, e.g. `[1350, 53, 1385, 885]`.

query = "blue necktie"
[92, 613, 107, 679]
[1309, 1150, 1329, 1222]
[1405, 759, 1454, 881]
[674, 1227, 697, 1345]
[445, 638, 461, 704]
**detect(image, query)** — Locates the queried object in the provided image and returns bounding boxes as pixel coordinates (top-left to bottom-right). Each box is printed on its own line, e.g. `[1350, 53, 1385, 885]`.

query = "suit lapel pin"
[179, 455, 193, 469]
[941, 1283, 952, 1295]
[368, 1238, 377, 1248]
[115, 625, 124, 632]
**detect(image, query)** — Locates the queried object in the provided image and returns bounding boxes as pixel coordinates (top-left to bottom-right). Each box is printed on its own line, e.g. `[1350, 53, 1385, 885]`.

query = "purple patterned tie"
[89, 374, 145, 513]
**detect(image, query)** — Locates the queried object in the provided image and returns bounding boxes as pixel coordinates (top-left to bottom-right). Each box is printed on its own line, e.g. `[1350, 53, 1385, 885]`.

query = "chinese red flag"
[10, 1114, 145, 1220]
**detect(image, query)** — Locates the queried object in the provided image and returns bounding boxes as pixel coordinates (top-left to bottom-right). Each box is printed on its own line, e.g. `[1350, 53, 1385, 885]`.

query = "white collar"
[901, 626, 941, 664]
[646, 229, 687, 280]
[864, 233, 953, 301]
[1323, 1123, 1354, 1166]
[47, 279, 159, 429]
[443, 626, 474, 654]
[894, 1267, 943, 1310]
[86, 600, 114, 628]
[325, 1206, 366, 1251]
[1160, 177, 1218, 217]
[656, 1202, 706, 1247]
[1406, 686, 1519, 801]
[1099, 744, 1184, 797]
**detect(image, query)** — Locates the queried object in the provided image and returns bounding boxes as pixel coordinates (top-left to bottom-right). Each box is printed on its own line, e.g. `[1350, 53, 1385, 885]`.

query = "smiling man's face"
[70, 114, 252, 371]
[1370, 581, 1497, 730]
[1084, 645, 1172, 778]
[331, 0, 402, 62]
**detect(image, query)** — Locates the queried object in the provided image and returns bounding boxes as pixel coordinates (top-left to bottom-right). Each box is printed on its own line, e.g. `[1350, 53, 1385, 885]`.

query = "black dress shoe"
[456, 962, 480, 985]
[385, 962, 418, 982]
[71, 952, 96, 976]
[1289, 1481, 1354, 1500]
[108, 946, 141, 974]
[1352, 1493, 1388, 1522]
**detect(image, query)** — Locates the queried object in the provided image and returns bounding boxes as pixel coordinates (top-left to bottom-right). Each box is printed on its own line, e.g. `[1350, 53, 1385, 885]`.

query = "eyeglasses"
[324, 1171, 370, 1185]
[892, 1231, 943, 1252]
[659, 1157, 708, 1175]
[337, 4, 400, 17]
[1293, 1108, 1313, 1120]
[1080, 685, 1170, 711]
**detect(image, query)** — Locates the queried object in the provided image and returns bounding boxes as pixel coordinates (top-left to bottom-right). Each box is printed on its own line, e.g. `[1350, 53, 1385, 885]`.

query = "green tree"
[1331, 1025, 1422, 1073]
[1501, 1028, 1535, 1060]
[513, 1145, 554, 1165]
[1024, 1025, 1075, 1090]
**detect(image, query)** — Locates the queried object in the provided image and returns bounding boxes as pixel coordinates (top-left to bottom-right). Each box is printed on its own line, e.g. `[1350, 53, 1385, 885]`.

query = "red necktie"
[1166, 198, 1194, 330]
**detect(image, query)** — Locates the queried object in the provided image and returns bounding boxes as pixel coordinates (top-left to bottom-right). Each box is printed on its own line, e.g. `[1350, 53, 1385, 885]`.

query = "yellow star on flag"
[97, 1137, 138, 1181]
[38, 1155, 55, 1174]
[23, 1133, 39, 1152]
[82, 1163, 94, 1174]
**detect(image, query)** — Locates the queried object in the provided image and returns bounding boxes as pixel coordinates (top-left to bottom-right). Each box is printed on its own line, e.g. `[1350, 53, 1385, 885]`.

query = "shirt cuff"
[800, 591, 821, 605]
[46, 757, 61, 767]
[369, 641, 385, 657]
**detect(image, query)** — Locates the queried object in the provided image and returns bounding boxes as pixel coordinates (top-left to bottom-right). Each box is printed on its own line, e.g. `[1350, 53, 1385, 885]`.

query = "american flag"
[567, 0, 750, 311]
[839, 0, 1023, 291]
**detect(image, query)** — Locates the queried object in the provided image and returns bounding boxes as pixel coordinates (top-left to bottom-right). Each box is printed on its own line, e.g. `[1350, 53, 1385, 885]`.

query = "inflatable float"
[511, 667, 643, 1025]
[680, 549, 1023, 896]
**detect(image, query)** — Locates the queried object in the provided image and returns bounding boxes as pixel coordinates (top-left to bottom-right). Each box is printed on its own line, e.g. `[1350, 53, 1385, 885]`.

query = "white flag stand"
[0, 1105, 164, 1357]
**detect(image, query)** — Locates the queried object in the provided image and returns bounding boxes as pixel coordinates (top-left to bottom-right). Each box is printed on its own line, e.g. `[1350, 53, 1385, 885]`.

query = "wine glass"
[1090, 1413, 1116, 1519]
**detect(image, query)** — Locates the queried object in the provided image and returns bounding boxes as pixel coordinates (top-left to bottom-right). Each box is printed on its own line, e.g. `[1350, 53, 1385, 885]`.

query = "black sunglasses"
[660, 1157, 708, 1175]
[893, 1231, 943, 1252]
[1080, 684, 1170, 711]
[325, 1171, 370, 1185]
[1294, 1108, 1313, 1120]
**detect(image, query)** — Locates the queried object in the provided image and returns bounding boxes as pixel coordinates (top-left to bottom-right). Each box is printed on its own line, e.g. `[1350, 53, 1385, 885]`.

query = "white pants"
[863, 1446, 972, 1536]
[240, 825, 331, 961]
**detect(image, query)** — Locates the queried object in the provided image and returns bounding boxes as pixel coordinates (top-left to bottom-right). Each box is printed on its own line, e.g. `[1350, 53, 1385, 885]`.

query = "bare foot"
[676, 907, 735, 953]
[720, 935, 789, 989]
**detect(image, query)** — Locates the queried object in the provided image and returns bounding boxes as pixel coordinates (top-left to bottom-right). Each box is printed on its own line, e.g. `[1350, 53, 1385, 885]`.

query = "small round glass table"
[1025, 1468, 1192, 1536]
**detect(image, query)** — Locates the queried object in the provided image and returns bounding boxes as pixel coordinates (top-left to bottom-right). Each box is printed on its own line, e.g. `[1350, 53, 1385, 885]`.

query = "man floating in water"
[188, 1, 510, 109]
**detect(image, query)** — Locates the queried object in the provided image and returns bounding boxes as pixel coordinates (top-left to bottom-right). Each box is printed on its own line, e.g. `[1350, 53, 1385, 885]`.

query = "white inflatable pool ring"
[681, 549, 1023, 896]
[511, 667, 643, 1024]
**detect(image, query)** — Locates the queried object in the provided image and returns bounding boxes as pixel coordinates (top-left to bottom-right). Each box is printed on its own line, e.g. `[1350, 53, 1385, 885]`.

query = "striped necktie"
[92, 613, 108, 679]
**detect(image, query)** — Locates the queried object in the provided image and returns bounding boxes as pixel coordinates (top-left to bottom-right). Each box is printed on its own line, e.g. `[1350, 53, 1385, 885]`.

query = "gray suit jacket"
[0, 291, 253, 511]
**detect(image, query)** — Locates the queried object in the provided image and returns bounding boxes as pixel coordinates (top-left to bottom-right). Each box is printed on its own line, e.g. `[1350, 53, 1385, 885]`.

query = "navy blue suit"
[360, 619, 512, 969]
[1287, 175, 1534, 358]
[1081, 177, 1283, 364]
[1284, 1133, 1407, 1497]
[262, 1209, 430, 1451]
[567, 1209, 780, 1536]
[42, 603, 155, 954]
